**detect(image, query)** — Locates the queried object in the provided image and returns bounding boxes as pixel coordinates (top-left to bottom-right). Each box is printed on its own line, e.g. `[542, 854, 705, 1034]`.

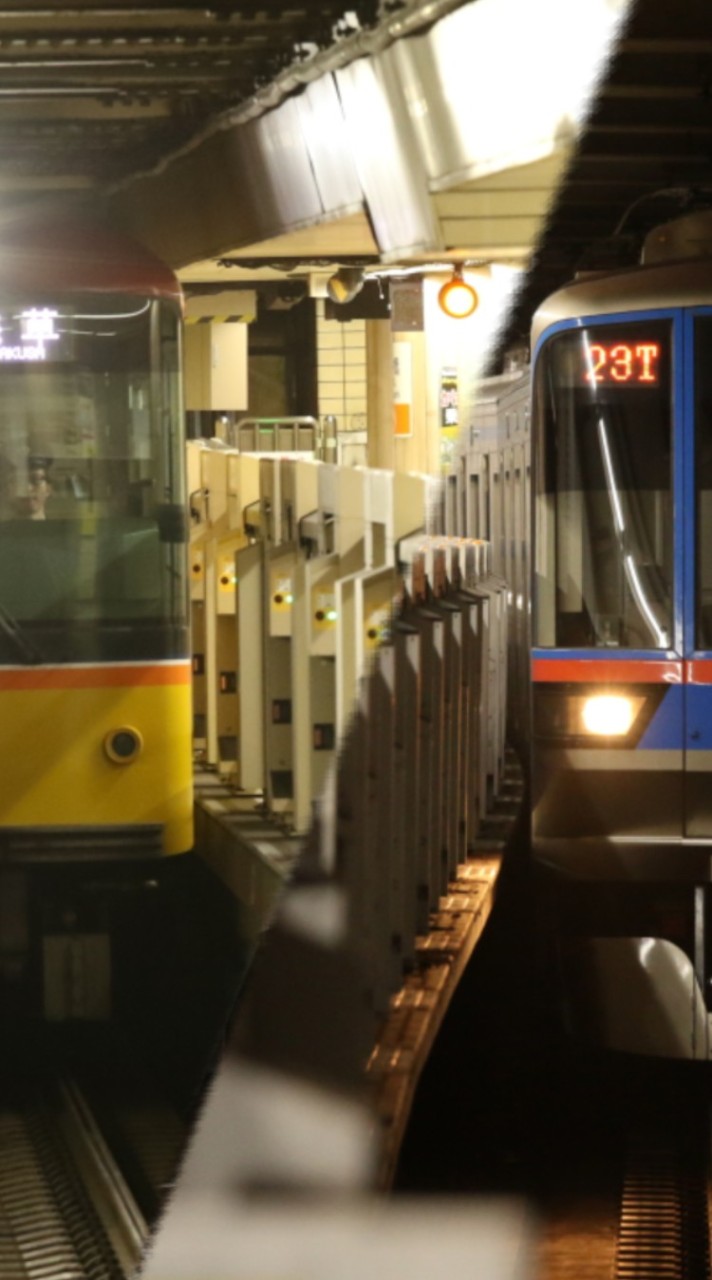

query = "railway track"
[395, 841, 712, 1280]
[0, 1076, 160, 1280]
[538, 1094, 712, 1280]
[614, 1115, 710, 1280]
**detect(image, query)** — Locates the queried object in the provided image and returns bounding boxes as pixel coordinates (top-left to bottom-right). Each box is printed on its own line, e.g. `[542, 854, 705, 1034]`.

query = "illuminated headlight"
[580, 694, 638, 736]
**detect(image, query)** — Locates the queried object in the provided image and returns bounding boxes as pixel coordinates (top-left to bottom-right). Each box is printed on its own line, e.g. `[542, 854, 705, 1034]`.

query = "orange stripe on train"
[531, 658, 683, 684]
[0, 663, 191, 691]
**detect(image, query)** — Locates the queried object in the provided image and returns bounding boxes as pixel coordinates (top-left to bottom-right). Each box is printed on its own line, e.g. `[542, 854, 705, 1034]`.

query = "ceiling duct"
[335, 0, 631, 260]
[113, 0, 631, 271]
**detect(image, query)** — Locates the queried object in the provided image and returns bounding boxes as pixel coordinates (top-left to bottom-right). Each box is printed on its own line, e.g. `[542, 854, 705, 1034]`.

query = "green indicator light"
[285, 593, 294, 605]
[326, 609, 338, 622]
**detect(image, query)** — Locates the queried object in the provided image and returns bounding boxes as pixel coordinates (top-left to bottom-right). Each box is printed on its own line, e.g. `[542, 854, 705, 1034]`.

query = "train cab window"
[694, 317, 712, 649]
[0, 294, 187, 663]
[533, 321, 673, 650]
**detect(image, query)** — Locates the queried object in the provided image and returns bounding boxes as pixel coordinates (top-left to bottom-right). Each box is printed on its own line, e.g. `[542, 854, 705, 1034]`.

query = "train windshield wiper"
[0, 604, 44, 665]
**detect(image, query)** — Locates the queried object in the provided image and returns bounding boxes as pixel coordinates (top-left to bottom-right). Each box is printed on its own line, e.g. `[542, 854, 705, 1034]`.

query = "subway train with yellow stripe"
[0, 213, 192, 869]
[459, 210, 712, 1058]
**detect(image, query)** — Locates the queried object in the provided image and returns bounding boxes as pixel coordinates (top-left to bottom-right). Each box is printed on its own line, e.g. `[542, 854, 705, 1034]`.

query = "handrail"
[229, 415, 324, 456]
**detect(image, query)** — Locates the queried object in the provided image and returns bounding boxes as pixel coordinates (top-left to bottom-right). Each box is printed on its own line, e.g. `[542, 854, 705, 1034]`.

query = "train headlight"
[580, 694, 638, 736]
[104, 726, 143, 764]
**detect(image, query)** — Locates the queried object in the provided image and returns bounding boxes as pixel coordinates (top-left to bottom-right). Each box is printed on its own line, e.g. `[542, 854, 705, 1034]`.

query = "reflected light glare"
[596, 414, 626, 533]
[581, 694, 636, 736]
[624, 554, 668, 649]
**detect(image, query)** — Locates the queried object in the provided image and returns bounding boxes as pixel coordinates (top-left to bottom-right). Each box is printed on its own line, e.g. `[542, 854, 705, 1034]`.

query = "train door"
[684, 311, 712, 837]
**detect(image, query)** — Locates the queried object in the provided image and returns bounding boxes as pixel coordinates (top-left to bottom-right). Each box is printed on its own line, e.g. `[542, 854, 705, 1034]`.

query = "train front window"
[533, 321, 673, 650]
[0, 294, 187, 663]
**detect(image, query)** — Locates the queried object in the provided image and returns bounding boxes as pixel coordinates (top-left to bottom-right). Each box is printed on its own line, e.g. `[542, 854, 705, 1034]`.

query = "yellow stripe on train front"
[0, 668, 193, 855]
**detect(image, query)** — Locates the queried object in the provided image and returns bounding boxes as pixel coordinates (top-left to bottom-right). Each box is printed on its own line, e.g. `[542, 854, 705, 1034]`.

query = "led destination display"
[0, 308, 61, 362]
[584, 340, 661, 386]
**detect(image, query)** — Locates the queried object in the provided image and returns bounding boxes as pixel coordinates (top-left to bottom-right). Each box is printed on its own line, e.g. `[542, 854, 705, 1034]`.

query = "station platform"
[193, 746, 524, 1190]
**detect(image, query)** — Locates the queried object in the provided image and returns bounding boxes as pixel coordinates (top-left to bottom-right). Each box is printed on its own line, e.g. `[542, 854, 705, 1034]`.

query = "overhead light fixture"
[438, 266, 478, 319]
[326, 267, 365, 305]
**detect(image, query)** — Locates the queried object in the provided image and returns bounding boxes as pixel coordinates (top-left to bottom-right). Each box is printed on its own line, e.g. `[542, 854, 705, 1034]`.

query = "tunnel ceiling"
[0, 0, 711, 349]
[497, 0, 712, 356]
[0, 0, 377, 198]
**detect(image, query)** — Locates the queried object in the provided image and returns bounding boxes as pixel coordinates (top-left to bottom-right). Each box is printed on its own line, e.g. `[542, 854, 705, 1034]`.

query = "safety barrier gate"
[314, 533, 508, 1019]
[188, 438, 509, 1019]
[187, 441, 442, 827]
[180, 438, 519, 1230]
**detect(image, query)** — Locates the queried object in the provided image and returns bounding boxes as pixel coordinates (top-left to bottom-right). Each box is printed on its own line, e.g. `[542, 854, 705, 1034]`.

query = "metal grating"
[615, 1125, 710, 1280]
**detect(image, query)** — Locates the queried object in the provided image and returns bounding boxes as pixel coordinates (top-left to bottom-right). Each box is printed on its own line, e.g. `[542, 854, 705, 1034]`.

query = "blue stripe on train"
[637, 684, 683, 750]
[685, 683, 712, 749]
[637, 683, 712, 749]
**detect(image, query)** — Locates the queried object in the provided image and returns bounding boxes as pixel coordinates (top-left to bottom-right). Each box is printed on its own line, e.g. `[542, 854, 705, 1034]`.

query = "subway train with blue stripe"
[459, 210, 712, 1058]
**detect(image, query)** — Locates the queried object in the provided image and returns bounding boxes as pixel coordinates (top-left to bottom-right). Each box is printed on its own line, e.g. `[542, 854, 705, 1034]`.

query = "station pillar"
[365, 319, 438, 477]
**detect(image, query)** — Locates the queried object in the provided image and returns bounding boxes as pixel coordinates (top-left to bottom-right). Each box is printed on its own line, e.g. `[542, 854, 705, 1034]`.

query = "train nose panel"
[560, 936, 709, 1059]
